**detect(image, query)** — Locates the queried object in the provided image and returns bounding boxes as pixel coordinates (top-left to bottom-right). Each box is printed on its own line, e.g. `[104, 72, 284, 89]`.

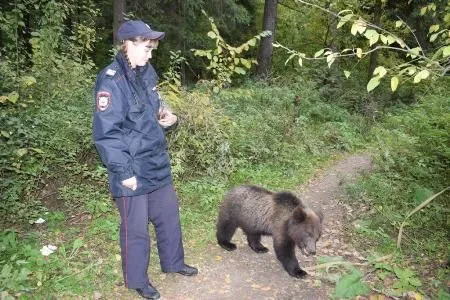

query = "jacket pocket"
[127, 104, 145, 122]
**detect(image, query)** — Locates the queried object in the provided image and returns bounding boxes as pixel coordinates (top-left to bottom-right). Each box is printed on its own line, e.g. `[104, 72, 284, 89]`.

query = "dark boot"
[134, 284, 160, 299]
[176, 264, 198, 276]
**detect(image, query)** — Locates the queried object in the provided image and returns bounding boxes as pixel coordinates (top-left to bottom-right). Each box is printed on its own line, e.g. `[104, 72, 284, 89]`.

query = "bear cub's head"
[287, 207, 323, 256]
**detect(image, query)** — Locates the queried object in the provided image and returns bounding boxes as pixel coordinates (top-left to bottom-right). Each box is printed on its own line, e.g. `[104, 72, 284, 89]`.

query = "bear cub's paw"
[290, 268, 308, 278]
[218, 241, 237, 251]
[249, 244, 269, 253]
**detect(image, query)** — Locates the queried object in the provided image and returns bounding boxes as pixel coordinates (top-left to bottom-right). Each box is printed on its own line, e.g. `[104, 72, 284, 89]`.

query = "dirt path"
[118, 154, 372, 300]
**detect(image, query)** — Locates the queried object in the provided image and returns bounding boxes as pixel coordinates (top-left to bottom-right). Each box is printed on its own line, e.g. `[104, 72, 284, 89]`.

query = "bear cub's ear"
[292, 207, 307, 223]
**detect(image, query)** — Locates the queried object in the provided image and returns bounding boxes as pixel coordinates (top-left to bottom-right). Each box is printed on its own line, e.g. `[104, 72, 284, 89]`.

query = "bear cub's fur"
[216, 185, 323, 278]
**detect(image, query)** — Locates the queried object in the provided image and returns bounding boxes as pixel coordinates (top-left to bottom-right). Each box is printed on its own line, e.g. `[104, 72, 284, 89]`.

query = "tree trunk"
[368, 0, 382, 81]
[256, 0, 278, 79]
[113, 0, 126, 43]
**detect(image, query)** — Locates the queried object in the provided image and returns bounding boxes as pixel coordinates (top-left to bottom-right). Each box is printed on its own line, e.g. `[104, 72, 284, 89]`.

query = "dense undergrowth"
[1, 74, 449, 298]
[1, 44, 449, 298]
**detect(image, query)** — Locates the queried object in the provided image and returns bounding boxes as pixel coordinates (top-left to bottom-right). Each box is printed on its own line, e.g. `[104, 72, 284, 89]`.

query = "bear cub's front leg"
[274, 239, 308, 278]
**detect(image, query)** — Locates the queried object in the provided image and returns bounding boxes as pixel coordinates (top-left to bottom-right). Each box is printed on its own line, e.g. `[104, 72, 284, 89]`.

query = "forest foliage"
[0, 0, 449, 298]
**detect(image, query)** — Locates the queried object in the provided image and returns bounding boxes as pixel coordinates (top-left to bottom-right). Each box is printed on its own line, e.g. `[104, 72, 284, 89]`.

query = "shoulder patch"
[106, 69, 116, 77]
[96, 91, 111, 111]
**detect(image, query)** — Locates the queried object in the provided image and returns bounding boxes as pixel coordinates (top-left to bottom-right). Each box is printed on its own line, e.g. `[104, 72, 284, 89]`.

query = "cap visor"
[146, 31, 165, 40]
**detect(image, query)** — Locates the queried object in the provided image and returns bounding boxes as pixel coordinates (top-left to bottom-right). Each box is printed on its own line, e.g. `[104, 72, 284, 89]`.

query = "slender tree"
[256, 0, 278, 78]
[113, 0, 126, 43]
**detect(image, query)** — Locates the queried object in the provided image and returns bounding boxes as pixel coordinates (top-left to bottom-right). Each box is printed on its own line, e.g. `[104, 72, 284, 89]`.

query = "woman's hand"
[121, 176, 137, 191]
[158, 110, 178, 128]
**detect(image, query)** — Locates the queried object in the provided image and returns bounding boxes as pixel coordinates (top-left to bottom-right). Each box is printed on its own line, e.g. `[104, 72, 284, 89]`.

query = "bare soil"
[110, 154, 373, 300]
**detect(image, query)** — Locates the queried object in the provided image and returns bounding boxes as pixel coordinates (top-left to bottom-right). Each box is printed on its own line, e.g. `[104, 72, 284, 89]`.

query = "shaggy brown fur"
[216, 185, 323, 278]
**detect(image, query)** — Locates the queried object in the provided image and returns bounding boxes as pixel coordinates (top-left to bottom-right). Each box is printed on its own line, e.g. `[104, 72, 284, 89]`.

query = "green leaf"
[414, 187, 434, 204]
[314, 49, 324, 58]
[1, 131, 10, 138]
[7, 91, 19, 104]
[240, 58, 252, 69]
[334, 270, 371, 298]
[344, 70, 351, 78]
[20, 76, 37, 87]
[429, 33, 439, 42]
[16, 148, 28, 157]
[367, 76, 381, 92]
[234, 67, 246, 75]
[337, 13, 352, 29]
[30, 148, 45, 154]
[207, 31, 216, 39]
[442, 46, 450, 58]
[391, 76, 399, 91]
[395, 20, 403, 28]
[247, 38, 256, 47]
[298, 57, 303, 67]
[72, 238, 83, 252]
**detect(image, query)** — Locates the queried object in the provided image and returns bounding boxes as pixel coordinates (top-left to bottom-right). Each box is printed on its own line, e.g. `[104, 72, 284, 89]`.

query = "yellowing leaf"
[428, 24, 439, 34]
[356, 48, 363, 58]
[367, 76, 381, 92]
[373, 66, 387, 77]
[344, 70, 351, 78]
[413, 69, 430, 83]
[420, 7, 427, 16]
[391, 76, 399, 91]
[387, 35, 396, 45]
[395, 21, 403, 28]
[380, 34, 388, 44]
[409, 47, 421, 59]
[351, 19, 366, 35]
[298, 57, 303, 67]
[396, 38, 406, 48]
[429, 33, 439, 42]
[326, 53, 336, 68]
[369, 34, 379, 46]
[314, 49, 325, 58]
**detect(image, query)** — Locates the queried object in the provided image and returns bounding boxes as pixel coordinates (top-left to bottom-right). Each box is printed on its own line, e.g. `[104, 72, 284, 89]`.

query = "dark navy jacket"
[93, 52, 172, 197]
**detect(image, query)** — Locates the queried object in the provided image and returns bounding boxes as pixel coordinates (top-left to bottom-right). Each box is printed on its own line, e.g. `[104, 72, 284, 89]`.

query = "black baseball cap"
[117, 20, 165, 41]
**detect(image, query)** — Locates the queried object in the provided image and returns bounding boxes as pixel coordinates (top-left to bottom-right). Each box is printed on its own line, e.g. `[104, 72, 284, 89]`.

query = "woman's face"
[126, 39, 159, 68]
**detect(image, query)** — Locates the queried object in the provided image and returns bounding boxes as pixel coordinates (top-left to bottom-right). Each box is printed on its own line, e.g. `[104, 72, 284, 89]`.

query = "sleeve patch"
[96, 91, 111, 111]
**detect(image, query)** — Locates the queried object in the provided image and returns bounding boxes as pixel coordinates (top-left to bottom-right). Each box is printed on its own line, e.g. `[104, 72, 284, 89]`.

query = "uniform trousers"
[115, 183, 185, 288]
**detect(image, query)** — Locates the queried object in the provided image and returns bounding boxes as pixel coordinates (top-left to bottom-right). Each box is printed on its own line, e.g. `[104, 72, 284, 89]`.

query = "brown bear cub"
[216, 185, 323, 278]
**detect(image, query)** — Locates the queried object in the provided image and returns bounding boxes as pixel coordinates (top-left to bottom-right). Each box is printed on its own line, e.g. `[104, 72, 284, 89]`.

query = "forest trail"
[113, 154, 373, 300]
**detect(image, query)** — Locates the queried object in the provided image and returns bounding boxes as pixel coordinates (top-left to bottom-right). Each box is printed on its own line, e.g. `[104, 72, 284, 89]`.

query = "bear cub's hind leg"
[216, 219, 238, 251]
[246, 233, 269, 253]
